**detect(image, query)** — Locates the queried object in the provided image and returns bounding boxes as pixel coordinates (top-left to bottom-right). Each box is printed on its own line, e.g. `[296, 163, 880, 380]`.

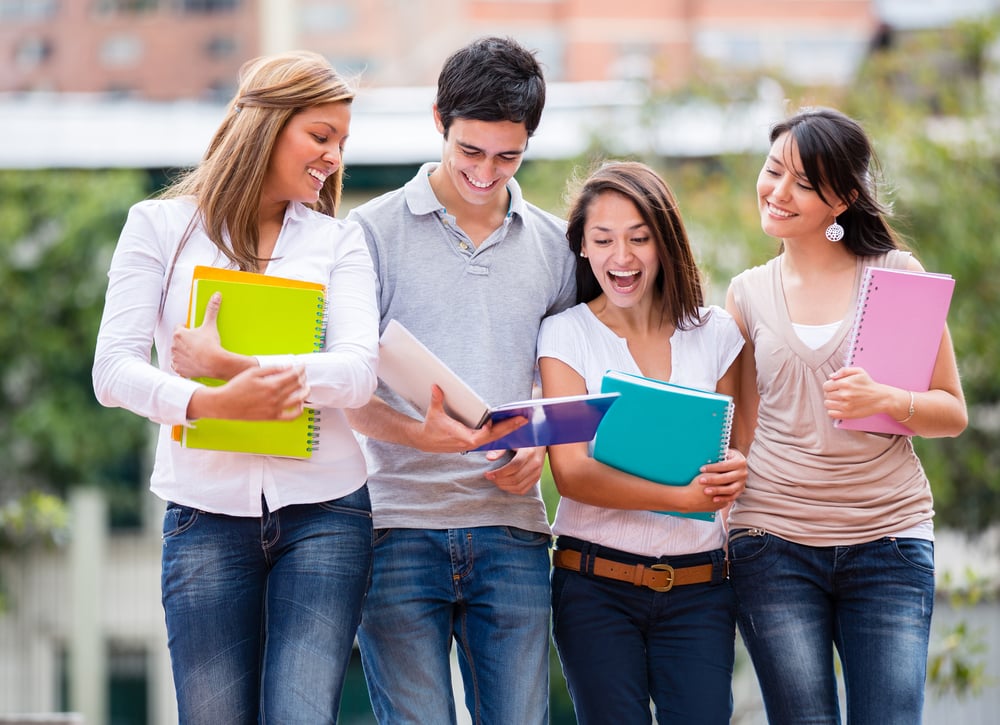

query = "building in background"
[2, 0, 880, 99]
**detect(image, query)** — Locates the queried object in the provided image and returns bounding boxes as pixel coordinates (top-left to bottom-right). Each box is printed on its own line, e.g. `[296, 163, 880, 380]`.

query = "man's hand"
[484, 445, 546, 495]
[416, 385, 527, 453]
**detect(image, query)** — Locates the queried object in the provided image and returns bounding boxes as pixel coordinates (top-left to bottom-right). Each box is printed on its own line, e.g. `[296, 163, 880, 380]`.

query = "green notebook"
[594, 370, 734, 522]
[177, 269, 326, 458]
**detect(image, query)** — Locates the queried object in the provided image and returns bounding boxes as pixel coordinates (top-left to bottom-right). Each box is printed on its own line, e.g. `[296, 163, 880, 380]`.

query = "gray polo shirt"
[347, 163, 577, 532]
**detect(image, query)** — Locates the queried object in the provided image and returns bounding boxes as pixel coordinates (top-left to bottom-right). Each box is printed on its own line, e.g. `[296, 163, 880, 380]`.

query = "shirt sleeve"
[537, 307, 587, 377]
[92, 201, 201, 426]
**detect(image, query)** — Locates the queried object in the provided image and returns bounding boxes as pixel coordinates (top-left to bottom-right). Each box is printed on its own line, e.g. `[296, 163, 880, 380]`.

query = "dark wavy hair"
[771, 107, 904, 256]
[565, 161, 705, 329]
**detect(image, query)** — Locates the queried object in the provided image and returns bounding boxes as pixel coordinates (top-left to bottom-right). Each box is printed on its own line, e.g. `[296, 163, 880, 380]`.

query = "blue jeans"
[357, 526, 552, 724]
[551, 538, 735, 724]
[160, 486, 373, 725]
[728, 530, 935, 725]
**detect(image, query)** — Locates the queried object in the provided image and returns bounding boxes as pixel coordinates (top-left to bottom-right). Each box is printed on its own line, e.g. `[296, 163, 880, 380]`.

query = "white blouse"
[93, 197, 379, 516]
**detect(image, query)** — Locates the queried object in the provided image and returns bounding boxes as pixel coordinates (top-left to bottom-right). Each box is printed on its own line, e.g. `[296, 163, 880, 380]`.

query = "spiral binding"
[306, 410, 321, 453]
[845, 267, 876, 366]
[313, 295, 329, 351]
[305, 293, 328, 455]
[718, 401, 735, 461]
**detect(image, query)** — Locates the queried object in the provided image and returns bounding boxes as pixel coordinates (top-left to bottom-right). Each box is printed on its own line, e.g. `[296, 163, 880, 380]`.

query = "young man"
[345, 36, 576, 724]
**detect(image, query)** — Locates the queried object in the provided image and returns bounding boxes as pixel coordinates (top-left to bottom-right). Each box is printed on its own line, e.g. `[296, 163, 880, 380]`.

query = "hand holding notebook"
[594, 370, 735, 521]
[377, 319, 619, 451]
[171, 266, 326, 458]
[835, 266, 955, 435]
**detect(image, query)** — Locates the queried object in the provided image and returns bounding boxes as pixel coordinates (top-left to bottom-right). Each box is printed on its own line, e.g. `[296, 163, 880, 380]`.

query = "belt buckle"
[649, 563, 675, 592]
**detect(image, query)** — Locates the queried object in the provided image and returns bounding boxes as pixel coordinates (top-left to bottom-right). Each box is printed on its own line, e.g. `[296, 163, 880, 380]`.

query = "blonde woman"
[93, 52, 379, 723]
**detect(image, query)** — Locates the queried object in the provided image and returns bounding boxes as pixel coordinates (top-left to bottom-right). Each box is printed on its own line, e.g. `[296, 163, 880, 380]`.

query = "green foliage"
[0, 490, 70, 552]
[0, 170, 153, 513]
[928, 570, 999, 697]
[0, 490, 71, 612]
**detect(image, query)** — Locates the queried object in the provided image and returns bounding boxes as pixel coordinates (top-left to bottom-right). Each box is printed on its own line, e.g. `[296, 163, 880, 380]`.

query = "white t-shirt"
[537, 303, 744, 556]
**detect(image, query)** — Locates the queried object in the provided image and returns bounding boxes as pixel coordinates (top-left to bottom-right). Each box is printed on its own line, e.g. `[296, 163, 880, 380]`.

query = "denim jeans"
[160, 486, 373, 725]
[357, 526, 552, 724]
[551, 538, 735, 724]
[728, 530, 935, 725]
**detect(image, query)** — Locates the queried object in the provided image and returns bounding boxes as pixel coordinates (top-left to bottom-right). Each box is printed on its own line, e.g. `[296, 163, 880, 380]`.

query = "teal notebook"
[594, 370, 734, 522]
[177, 269, 326, 458]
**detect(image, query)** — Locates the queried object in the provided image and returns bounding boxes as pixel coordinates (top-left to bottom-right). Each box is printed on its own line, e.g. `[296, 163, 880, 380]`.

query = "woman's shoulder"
[543, 302, 592, 329]
[124, 196, 199, 232]
[700, 304, 736, 327]
[539, 303, 593, 343]
[732, 256, 778, 285]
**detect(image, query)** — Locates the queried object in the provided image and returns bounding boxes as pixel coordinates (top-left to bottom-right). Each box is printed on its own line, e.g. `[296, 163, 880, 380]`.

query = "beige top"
[728, 250, 934, 546]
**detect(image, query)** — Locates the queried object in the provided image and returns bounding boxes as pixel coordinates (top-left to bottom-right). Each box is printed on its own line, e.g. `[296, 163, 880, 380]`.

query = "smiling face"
[430, 112, 528, 213]
[581, 191, 661, 309]
[262, 101, 351, 210]
[757, 131, 847, 244]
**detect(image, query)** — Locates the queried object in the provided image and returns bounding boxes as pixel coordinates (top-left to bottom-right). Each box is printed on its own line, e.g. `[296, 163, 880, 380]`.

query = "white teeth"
[768, 203, 793, 218]
[308, 168, 328, 184]
[609, 270, 638, 277]
[465, 174, 492, 189]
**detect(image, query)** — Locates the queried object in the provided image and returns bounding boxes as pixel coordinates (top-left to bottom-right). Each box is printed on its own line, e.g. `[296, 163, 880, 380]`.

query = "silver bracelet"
[895, 391, 916, 423]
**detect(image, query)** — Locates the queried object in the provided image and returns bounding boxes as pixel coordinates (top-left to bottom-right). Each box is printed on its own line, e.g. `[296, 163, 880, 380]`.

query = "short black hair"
[435, 36, 546, 137]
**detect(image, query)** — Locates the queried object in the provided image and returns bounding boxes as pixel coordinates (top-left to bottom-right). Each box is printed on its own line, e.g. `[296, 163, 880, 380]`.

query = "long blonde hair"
[163, 50, 355, 272]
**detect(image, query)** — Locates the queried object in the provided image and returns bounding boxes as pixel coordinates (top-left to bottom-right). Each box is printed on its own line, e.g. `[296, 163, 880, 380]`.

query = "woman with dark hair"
[538, 161, 747, 723]
[726, 107, 967, 724]
[93, 51, 379, 722]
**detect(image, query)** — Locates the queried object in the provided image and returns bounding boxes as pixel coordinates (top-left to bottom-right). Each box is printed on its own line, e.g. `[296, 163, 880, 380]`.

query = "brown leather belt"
[553, 548, 721, 592]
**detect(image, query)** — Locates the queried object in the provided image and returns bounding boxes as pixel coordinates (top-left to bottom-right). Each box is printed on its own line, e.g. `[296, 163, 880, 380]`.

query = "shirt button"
[459, 242, 469, 250]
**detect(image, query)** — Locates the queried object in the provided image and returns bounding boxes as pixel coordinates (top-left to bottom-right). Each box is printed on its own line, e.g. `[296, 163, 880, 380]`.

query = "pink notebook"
[835, 266, 955, 435]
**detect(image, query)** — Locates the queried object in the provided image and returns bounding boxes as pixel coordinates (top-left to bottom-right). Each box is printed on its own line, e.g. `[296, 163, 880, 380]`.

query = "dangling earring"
[825, 217, 845, 242]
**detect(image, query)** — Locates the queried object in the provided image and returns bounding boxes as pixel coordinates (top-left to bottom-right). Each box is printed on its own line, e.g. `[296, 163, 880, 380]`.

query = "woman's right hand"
[186, 366, 310, 421]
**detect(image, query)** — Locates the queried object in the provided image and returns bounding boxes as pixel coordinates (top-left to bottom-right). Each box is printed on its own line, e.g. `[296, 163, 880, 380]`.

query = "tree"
[0, 169, 154, 525]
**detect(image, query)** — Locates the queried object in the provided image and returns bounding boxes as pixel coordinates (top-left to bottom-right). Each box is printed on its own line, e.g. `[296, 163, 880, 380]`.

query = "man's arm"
[345, 385, 527, 454]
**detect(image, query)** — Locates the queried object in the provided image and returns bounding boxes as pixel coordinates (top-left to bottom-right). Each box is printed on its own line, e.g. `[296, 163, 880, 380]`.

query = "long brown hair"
[565, 161, 705, 329]
[163, 50, 355, 272]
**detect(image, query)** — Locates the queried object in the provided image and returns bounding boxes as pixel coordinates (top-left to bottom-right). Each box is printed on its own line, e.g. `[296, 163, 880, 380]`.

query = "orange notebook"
[171, 266, 326, 458]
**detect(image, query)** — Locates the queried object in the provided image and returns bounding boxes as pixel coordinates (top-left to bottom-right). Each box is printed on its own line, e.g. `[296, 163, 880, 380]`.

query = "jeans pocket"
[727, 529, 777, 577]
[317, 484, 373, 520]
[161, 503, 199, 539]
[889, 537, 935, 575]
[502, 526, 552, 547]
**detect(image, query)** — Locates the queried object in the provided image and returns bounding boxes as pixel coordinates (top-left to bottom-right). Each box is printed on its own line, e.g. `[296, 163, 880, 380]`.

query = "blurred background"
[1, 1, 999, 723]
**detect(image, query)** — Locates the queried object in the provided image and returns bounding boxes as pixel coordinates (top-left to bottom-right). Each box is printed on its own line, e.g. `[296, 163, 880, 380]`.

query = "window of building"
[13, 36, 52, 68]
[94, 0, 160, 14]
[204, 34, 237, 59]
[108, 644, 149, 725]
[299, 1, 353, 31]
[0, 0, 58, 21]
[176, 0, 239, 13]
[100, 34, 143, 67]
